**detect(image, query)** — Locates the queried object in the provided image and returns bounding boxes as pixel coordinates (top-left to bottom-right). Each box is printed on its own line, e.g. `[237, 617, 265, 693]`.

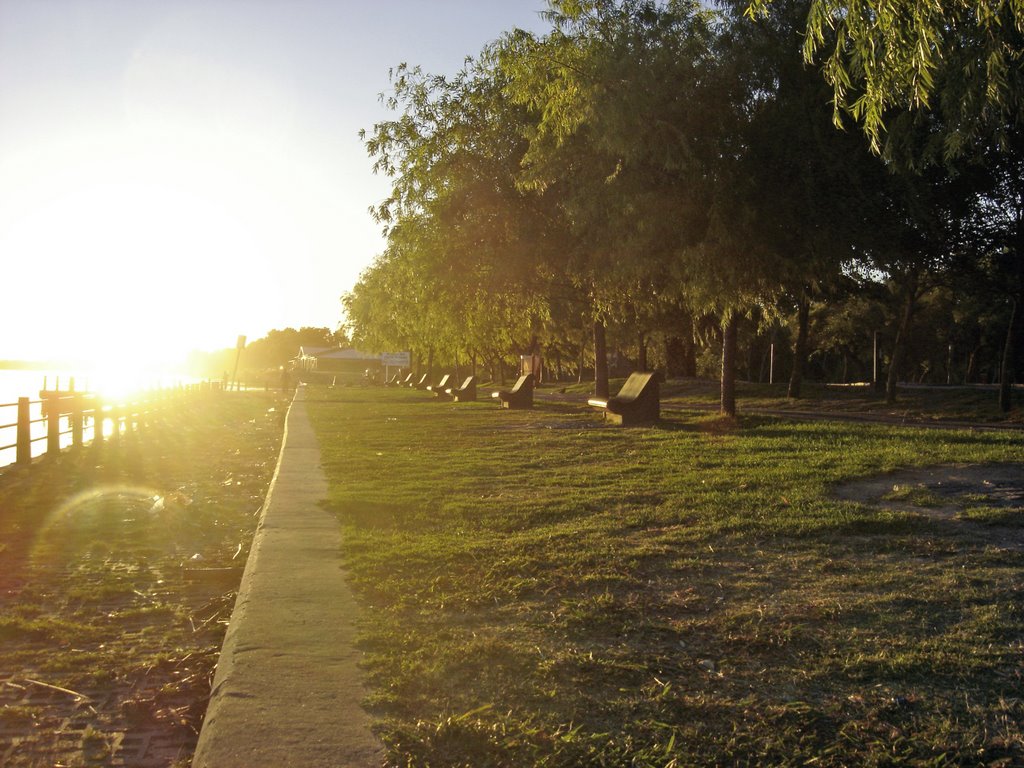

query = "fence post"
[92, 400, 104, 447]
[46, 396, 60, 456]
[16, 397, 30, 465]
[111, 404, 120, 443]
[72, 394, 84, 447]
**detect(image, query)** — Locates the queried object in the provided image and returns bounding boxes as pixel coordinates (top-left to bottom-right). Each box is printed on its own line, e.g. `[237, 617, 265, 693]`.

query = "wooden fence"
[0, 382, 223, 469]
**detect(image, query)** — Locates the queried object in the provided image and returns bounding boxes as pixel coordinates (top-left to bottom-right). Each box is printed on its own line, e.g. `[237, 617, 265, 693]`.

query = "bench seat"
[426, 374, 452, 397]
[492, 374, 533, 409]
[446, 375, 477, 402]
[589, 372, 659, 425]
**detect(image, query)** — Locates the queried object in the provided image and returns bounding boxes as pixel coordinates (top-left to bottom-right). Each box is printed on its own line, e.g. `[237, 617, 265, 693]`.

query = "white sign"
[380, 351, 411, 367]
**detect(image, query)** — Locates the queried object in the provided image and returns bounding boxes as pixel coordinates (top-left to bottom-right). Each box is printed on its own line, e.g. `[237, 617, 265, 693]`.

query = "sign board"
[380, 351, 411, 367]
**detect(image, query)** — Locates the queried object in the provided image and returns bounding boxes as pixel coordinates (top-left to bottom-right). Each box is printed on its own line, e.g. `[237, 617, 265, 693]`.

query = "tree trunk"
[886, 280, 918, 404]
[682, 313, 697, 377]
[999, 298, 1018, 412]
[721, 311, 737, 417]
[788, 289, 810, 399]
[665, 337, 685, 378]
[637, 332, 648, 371]
[578, 324, 587, 384]
[965, 346, 978, 384]
[427, 348, 435, 381]
[594, 319, 609, 399]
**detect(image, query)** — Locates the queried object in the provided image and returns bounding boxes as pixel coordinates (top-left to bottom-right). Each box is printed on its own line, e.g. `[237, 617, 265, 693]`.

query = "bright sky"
[0, 0, 550, 367]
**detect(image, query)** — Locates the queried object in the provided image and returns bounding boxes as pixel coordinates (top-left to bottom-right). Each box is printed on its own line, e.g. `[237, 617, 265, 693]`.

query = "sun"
[0, 131, 285, 368]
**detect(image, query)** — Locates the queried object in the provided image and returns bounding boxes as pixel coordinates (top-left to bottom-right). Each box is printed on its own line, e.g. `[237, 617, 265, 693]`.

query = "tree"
[243, 327, 344, 369]
[501, 0, 779, 411]
[717, 0, 894, 398]
[748, 0, 1024, 155]
[352, 58, 555, 375]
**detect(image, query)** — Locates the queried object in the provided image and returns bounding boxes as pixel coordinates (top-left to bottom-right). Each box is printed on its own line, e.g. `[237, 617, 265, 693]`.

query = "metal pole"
[231, 335, 246, 392]
[872, 331, 879, 388]
[769, 342, 775, 385]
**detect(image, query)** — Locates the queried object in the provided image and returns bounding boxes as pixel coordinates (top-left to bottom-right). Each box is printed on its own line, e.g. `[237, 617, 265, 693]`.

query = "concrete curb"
[192, 387, 383, 767]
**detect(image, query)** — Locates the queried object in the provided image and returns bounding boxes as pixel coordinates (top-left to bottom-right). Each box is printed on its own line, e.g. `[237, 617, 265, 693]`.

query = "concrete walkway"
[192, 387, 383, 767]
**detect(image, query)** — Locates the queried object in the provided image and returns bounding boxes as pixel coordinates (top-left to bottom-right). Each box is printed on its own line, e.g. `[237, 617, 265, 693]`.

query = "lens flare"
[30, 484, 166, 567]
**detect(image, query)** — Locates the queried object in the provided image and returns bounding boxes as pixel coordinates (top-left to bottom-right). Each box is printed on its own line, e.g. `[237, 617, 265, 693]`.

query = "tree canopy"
[343, 0, 1022, 414]
[747, 0, 1024, 155]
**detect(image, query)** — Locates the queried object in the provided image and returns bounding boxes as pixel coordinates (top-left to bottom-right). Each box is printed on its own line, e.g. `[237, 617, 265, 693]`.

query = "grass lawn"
[308, 384, 1024, 767]
[0, 391, 283, 768]
[558, 377, 1023, 424]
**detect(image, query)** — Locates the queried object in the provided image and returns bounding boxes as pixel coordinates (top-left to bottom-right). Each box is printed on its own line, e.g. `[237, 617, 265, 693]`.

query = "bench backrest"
[509, 374, 532, 394]
[415, 374, 429, 386]
[458, 375, 475, 390]
[434, 374, 451, 389]
[613, 372, 656, 403]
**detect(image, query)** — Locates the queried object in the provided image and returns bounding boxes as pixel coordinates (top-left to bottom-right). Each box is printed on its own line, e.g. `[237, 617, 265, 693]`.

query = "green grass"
[308, 385, 1024, 767]
[882, 484, 948, 507]
[554, 376, 1022, 424]
[959, 506, 1024, 527]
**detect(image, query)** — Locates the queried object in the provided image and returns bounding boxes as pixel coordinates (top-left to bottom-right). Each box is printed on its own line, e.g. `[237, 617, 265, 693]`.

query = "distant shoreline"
[0, 360, 74, 371]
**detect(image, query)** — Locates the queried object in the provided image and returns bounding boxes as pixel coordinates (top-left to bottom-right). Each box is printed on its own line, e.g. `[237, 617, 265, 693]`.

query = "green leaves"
[750, 0, 1024, 155]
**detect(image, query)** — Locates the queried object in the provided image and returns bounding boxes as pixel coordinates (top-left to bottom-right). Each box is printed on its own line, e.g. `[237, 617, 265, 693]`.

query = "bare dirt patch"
[834, 463, 1024, 545]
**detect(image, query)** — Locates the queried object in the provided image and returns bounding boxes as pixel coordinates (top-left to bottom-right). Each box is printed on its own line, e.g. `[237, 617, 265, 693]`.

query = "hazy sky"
[0, 0, 550, 365]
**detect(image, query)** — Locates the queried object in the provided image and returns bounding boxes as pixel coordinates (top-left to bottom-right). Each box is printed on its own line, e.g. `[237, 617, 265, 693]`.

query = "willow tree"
[744, 2, 1024, 409]
[747, 1, 1024, 154]
[354, 57, 556, 373]
[713, 0, 899, 398]
[500, 0, 748, 405]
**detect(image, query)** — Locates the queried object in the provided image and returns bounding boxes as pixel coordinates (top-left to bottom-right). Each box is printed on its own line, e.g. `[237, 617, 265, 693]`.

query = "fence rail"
[0, 382, 224, 470]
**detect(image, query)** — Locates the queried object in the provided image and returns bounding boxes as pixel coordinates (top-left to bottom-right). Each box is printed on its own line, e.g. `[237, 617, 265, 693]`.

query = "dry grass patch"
[0, 391, 283, 768]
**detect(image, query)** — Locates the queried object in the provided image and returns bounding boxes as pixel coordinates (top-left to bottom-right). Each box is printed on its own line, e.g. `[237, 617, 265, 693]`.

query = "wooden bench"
[385, 372, 403, 386]
[426, 374, 452, 397]
[399, 373, 415, 386]
[411, 373, 430, 389]
[446, 375, 477, 402]
[491, 374, 534, 409]
[588, 371, 659, 425]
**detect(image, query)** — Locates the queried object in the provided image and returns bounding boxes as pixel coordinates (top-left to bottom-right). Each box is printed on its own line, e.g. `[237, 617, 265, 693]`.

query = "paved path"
[192, 388, 382, 768]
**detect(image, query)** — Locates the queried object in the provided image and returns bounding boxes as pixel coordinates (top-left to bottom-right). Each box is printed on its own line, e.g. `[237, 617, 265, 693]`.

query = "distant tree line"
[343, 0, 1024, 414]
[186, 327, 346, 379]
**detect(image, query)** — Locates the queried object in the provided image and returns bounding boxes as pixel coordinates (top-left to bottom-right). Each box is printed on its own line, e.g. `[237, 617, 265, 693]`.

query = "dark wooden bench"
[410, 373, 430, 389]
[446, 375, 477, 402]
[491, 374, 534, 409]
[385, 372, 404, 386]
[399, 373, 415, 386]
[426, 374, 452, 397]
[587, 371, 659, 425]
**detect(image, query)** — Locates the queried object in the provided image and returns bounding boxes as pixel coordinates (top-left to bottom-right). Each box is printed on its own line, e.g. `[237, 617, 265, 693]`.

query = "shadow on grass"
[324, 498, 410, 529]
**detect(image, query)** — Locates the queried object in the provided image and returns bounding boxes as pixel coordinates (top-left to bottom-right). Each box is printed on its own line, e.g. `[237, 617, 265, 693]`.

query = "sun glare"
[0, 31, 341, 369]
[0, 131, 274, 364]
